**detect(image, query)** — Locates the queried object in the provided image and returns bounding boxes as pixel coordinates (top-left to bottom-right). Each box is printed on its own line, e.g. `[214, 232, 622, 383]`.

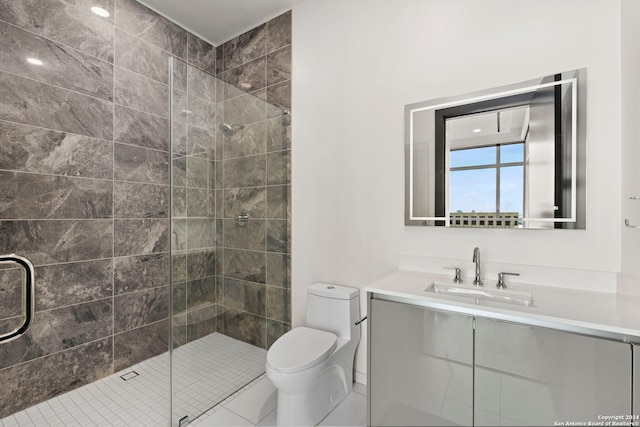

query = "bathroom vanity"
[365, 270, 640, 426]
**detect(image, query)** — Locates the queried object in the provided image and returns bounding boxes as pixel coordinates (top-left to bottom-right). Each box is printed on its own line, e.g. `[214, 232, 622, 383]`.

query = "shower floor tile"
[0, 333, 266, 427]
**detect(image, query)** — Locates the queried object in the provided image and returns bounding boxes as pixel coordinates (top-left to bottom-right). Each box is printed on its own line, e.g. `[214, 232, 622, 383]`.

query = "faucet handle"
[444, 266, 463, 284]
[497, 272, 519, 289]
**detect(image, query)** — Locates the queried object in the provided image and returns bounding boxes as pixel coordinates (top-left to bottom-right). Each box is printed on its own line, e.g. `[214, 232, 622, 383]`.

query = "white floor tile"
[224, 377, 276, 424]
[195, 408, 253, 427]
[256, 409, 276, 427]
[1, 333, 266, 427]
[318, 391, 367, 427]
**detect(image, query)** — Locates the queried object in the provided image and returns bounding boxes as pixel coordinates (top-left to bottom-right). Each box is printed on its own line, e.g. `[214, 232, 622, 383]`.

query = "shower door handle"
[0, 254, 35, 343]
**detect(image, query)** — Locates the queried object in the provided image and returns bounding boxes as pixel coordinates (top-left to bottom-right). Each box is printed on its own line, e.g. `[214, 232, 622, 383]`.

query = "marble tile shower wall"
[0, 0, 220, 418]
[214, 11, 292, 349]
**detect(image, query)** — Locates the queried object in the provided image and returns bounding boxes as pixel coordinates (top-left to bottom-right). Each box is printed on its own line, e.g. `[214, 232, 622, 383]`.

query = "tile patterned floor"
[191, 378, 367, 427]
[0, 333, 266, 427]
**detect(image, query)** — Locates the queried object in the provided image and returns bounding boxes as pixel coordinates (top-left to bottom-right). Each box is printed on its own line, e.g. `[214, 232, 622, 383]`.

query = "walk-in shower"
[0, 2, 292, 425]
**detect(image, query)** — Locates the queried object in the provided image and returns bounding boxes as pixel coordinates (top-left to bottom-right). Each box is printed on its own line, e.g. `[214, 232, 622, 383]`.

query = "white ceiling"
[137, 0, 293, 46]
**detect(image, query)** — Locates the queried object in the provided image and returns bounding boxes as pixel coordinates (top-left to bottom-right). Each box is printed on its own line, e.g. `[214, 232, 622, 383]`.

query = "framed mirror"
[405, 68, 586, 229]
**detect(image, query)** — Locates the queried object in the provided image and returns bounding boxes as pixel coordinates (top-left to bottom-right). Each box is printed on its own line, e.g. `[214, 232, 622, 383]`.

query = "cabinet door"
[475, 318, 632, 426]
[369, 299, 473, 426]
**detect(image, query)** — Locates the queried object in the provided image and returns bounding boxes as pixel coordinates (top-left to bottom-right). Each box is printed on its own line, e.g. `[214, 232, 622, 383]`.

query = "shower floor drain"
[120, 371, 139, 381]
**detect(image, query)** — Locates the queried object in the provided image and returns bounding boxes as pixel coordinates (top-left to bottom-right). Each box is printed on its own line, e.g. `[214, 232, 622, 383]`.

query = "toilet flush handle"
[355, 316, 367, 326]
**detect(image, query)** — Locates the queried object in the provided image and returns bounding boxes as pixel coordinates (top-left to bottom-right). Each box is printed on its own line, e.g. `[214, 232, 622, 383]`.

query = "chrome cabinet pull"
[0, 254, 35, 343]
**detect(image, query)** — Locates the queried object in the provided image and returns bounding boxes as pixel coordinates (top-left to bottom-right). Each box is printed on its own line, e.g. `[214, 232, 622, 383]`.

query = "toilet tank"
[306, 283, 360, 339]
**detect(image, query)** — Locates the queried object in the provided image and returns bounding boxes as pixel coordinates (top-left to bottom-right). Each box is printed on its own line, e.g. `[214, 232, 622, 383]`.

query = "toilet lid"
[267, 327, 337, 373]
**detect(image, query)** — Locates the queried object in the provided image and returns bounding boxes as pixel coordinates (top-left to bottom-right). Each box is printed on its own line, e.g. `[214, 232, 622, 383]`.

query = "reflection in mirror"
[405, 69, 586, 229]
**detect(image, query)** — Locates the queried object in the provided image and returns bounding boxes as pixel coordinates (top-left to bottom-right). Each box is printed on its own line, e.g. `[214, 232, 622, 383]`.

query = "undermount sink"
[425, 281, 535, 307]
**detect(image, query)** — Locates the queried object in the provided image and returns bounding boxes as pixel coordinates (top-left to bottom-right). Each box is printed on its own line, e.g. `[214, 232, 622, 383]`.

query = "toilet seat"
[267, 327, 337, 373]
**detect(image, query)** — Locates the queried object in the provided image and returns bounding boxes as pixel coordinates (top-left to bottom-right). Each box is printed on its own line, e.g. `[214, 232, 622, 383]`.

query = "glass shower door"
[169, 57, 291, 426]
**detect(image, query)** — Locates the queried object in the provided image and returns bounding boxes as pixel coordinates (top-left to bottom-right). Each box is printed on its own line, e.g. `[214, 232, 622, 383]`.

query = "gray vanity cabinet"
[474, 318, 631, 426]
[369, 297, 635, 427]
[368, 299, 473, 426]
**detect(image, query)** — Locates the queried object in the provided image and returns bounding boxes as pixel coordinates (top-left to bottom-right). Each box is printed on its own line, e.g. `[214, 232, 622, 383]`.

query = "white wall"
[620, 0, 640, 295]
[292, 0, 623, 382]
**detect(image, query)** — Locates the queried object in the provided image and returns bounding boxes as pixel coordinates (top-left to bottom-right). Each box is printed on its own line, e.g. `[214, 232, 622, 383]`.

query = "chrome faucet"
[472, 247, 483, 286]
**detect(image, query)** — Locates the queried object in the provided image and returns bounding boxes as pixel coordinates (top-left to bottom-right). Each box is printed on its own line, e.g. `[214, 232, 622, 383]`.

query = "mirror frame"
[404, 68, 587, 229]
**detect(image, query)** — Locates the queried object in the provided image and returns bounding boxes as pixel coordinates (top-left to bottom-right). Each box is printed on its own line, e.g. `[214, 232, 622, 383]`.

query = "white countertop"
[364, 270, 640, 343]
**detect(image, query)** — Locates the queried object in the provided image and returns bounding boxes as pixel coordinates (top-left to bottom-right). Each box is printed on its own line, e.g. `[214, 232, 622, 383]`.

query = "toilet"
[266, 283, 361, 426]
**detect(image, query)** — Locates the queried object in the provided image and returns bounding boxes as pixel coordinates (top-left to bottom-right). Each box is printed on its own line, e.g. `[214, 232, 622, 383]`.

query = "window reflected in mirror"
[404, 68, 586, 229]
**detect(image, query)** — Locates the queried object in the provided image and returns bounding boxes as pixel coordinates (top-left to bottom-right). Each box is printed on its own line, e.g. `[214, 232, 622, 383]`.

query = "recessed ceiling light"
[91, 6, 110, 17]
[473, 128, 482, 133]
[26, 57, 43, 65]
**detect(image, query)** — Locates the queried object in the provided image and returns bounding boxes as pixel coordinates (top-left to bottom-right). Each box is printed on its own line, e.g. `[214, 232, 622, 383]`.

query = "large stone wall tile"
[266, 11, 291, 53]
[0, 0, 114, 62]
[266, 184, 289, 220]
[114, 143, 169, 185]
[186, 156, 209, 189]
[62, 0, 114, 19]
[187, 96, 217, 131]
[266, 285, 290, 323]
[222, 219, 266, 251]
[114, 0, 187, 59]
[266, 80, 291, 111]
[114, 218, 169, 256]
[186, 126, 216, 160]
[266, 252, 290, 289]
[115, 29, 168, 84]
[186, 276, 216, 308]
[222, 248, 265, 284]
[223, 155, 266, 188]
[266, 116, 291, 152]
[222, 24, 266, 70]
[0, 22, 113, 102]
[187, 66, 216, 103]
[0, 298, 113, 368]
[266, 150, 291, 185]
[187, 33, 216, 74]
[114, 253, 169, 295]
[223, 121, 267, 160]
[0, 338, 113, 419]
[115, 67, 168, 118]
[0, 220, 113, 265]
[35, 259, 113, 310]
[186, 249, 216, 281]
[0, 267, 23, 320]
[114, 286, 169, 333]
[222, 278, 265, 317]
[222, 57, 267, 93]
[224, 93, 267, 126]
[266, 219, 290, 254]
[0, 171, 112, 219]
[223, 187, 266, 220]
[0, 72, 113, 140]
[186, 187, 208, 218]
[114, 105, 169, 151]
[221, 308, 266, 349]
[0, 121, 112, 179]
[113, 181, 169, 219]
[266, 319, 289, 349]
[186, 304, 217, 342]
[267, 46, 291, 86]
[113, 319, 169, 371]
[172, 57, 188, 92]
[186, 218, 216, 250]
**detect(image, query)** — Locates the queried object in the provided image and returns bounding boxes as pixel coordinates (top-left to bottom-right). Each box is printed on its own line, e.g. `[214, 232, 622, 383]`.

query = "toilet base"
[273, 365, 352, 426]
